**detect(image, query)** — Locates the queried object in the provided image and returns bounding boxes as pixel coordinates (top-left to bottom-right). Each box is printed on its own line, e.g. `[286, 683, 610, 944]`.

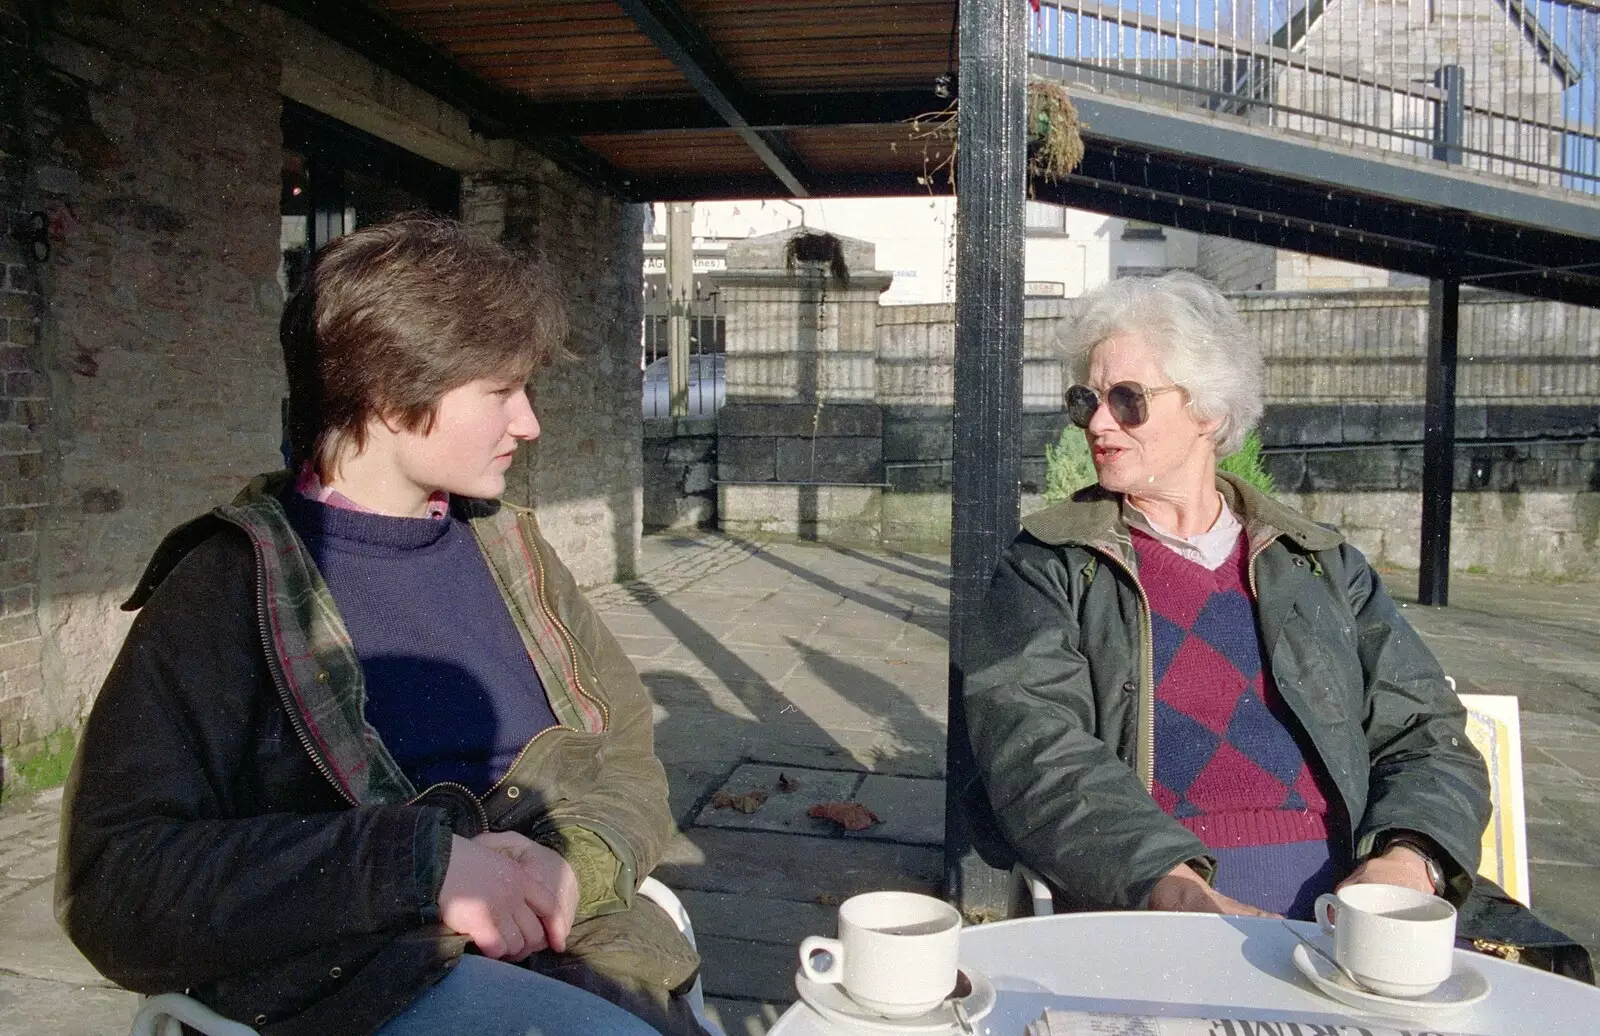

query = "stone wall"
[0, 0, 645, 793]
[1287, 491, 1600, 580]
[0, 0, 50, 777]
[463, 161, 646, 582]
[27, 2, 289, 762]
[643, 416, 715, 530]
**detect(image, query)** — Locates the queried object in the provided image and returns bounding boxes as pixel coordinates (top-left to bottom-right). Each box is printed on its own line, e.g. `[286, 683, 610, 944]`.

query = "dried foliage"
[1026, 79, 1085, 185]
[711, 789, 769, 813]
[807, 801, 882, 832]
[902, 79, 1085, 194]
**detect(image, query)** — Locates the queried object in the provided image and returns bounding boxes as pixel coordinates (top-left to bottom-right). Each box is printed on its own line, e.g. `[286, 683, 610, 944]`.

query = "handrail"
[1030, 0, 1600, 192]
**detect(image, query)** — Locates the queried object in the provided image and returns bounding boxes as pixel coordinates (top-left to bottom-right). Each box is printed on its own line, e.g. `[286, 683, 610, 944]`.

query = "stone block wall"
[1, 1, 49, 775]
[643, 416, 715, 530]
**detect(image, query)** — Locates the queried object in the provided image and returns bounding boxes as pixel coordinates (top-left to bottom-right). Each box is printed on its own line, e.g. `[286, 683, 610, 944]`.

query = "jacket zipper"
[479, 515, 607, 801]
[408, 780, 491, 831]
[248, 535, 356, 808]
[1098, 549, 1157, 793]
[1246, 533, 1280, 600]
[521, 516, 609, 733]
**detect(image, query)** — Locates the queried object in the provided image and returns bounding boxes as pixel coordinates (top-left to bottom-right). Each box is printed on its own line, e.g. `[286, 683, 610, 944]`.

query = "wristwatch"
[1378, 832, 1447, 896]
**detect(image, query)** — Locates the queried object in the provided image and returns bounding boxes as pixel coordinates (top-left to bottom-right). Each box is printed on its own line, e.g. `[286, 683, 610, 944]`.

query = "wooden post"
[666, 202, 694, 418]
[946, 0, 1027, 919]
[1419, 276, 1459, 606]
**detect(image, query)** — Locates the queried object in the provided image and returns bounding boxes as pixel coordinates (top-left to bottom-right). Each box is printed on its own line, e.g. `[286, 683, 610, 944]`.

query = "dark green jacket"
[963, 473, 1491, 913]
[56, 474, 692, 1034]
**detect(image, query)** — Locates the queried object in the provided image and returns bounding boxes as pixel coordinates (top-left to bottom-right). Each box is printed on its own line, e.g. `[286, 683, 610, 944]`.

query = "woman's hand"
[1337, 844, 1436, 896]
[1149, 863, 1282, 917]
[437, 832, 580, 960]
[437, 834, 550, 960]
[475, 830, 581, 953]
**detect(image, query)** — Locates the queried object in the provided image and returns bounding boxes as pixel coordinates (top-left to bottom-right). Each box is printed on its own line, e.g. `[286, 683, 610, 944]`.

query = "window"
[279, 101, 461, 296]
[1026, 201, 1068, 234]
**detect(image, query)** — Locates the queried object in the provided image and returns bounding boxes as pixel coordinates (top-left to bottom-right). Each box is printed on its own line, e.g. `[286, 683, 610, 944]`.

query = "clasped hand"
[438, 831, 580, 961]
[1150, 844, 1436, 918]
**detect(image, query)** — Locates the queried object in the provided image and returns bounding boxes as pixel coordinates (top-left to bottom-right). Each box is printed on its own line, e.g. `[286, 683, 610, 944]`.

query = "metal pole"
[1432, 65, 1464, 166]
[665, 201, 694, 418]
[946, 0, 1027, 919]
[1419, 276, 1459, 607]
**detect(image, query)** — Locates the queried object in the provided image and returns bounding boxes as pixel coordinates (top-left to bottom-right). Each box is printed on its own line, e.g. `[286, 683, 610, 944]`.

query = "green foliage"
[1045, 426, 1276, 505]
[1217, 430, 1276, 496]
[1, 727, 76, 807]
[1043, 425, 1097, 505]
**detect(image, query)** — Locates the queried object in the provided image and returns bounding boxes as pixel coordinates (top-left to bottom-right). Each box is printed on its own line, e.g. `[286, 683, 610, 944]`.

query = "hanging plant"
[1026, 79, 1085, 185]
[784, 231, 851, 286]
[902, 78, 1085, 193]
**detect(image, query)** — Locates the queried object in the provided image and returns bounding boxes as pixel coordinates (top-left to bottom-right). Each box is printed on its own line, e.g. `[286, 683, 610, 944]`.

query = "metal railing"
[1030, 0, 1600, 192]
[641, 276, 726, 419]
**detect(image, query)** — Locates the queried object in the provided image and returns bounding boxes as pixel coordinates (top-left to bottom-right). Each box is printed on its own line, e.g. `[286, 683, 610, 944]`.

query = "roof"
[280, 0, 960, 200]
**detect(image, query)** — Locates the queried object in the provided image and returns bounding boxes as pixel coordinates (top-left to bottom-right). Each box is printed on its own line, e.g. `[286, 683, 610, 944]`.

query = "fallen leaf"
[776, 772, 800, 793]
[807, 801, 881, 832]
[711, 789, 768, 813]
[817, 893, 840, 906]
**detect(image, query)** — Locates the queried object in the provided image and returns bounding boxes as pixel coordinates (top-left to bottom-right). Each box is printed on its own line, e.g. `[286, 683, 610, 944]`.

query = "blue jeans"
[376, 955, 662, 1036]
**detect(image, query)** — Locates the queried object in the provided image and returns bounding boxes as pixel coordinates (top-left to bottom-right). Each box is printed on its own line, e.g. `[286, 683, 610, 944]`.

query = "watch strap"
[1379, 833, 1447, 896]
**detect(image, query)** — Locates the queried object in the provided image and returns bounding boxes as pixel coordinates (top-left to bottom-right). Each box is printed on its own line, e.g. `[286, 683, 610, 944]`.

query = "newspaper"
[1026, 1009, 1485, 1036]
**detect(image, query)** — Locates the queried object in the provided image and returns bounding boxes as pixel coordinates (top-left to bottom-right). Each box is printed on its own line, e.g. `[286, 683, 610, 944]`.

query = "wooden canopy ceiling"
[280, 0, 961, 200]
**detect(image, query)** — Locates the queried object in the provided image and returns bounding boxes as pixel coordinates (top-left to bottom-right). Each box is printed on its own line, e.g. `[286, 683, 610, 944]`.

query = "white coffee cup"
[798, 891, 962, 1017]
[1313, 883, 1458, 998]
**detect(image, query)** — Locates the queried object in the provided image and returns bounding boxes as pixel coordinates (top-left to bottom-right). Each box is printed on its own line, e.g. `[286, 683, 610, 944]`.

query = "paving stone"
[846, 775, 944, 846]
[1540, 746, 1600, 782]
[705, 994, 787, 1036]
[654, 828, 941, 903]
[4, 849, 54, 883]
[0, 974, 135, 1036]
[697, 935, 800, 1003]
[694, 764, 862, 836]
[0, 882, 107, 987]
[677, 889, 835, 947]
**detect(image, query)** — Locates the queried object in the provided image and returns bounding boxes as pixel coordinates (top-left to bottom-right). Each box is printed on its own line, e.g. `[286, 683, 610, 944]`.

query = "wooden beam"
[614, 0, 813, 196]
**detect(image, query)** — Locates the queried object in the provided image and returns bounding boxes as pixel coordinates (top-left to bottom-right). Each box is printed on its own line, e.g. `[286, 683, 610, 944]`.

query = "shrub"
[1044, 425, 1277, 505]
[1218, 429, 1276, 496]
[1043, 425, 1097, 505]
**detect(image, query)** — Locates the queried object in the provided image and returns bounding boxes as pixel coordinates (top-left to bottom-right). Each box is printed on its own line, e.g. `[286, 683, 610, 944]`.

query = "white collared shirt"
[1123, 492, 1242, 571]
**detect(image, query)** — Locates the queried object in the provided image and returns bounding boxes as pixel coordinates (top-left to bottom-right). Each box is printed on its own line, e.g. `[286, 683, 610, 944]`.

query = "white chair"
[130, 875, 721, 1036]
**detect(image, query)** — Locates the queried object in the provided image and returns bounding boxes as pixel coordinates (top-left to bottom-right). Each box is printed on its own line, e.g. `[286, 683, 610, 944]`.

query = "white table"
[769, 912, 1600, 1035]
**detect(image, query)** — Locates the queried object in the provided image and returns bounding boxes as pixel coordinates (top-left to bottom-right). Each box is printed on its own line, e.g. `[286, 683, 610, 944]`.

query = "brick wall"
[24, 1, 287, 751]
[1, 0, 50, 771]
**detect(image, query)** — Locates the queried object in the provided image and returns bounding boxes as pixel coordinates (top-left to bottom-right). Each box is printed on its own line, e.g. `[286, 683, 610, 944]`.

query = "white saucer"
[1292, 940, 1490, 1021]
[793, 968, 996, 1033]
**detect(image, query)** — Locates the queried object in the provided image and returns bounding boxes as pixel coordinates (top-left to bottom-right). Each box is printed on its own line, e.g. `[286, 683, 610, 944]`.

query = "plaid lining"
[217, 476, 601, 806]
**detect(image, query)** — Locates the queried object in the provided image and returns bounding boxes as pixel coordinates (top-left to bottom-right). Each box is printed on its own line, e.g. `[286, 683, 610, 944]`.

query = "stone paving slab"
[694, 764, 862, 836]
[848, 775, 944, 847]
[0, 975, 134, 1036]
[0, 884, 105, 987]
[655, 828, 942, 903]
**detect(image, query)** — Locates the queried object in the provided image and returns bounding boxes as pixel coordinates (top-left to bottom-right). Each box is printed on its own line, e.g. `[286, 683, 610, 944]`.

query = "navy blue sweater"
[282, 494, 556, 794]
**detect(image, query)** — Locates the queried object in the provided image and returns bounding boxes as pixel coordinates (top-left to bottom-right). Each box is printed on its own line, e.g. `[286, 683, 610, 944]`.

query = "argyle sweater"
[1134, 528, 1341, 918]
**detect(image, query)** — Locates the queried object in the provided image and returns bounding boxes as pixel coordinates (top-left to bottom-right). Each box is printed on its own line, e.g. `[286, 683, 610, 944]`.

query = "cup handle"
[1314, 893, 1338, 936]
[799, 936, 844, 984]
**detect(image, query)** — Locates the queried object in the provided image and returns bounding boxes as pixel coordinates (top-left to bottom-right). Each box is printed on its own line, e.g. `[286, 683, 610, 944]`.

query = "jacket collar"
[1020, 471, 1344, 559]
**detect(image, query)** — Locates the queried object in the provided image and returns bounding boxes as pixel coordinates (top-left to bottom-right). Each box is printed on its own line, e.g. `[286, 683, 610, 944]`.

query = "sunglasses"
[1065, 381, 1185, 429]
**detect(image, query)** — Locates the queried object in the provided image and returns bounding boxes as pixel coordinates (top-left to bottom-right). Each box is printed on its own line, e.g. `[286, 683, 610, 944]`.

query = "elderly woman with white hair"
[963, 271, 1491, 919]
